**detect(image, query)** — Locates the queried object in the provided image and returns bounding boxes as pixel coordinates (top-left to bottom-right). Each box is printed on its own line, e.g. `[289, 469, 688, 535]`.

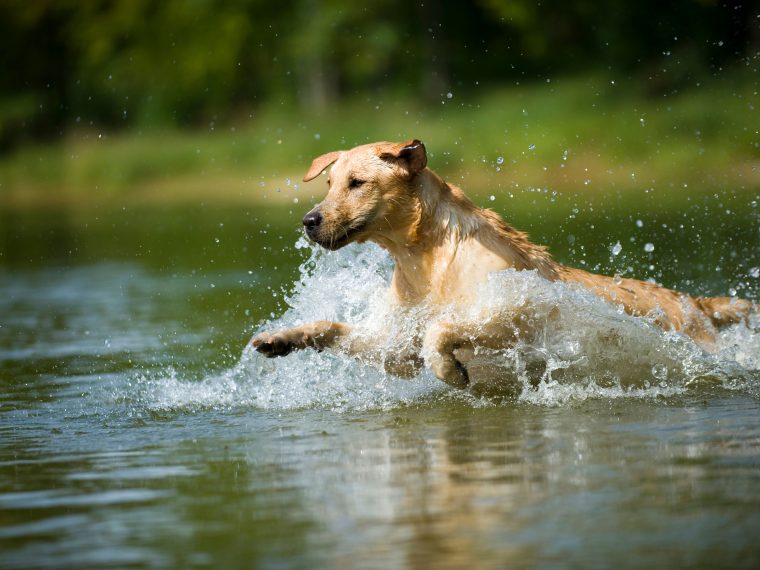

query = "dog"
[252, 139, 756, 389]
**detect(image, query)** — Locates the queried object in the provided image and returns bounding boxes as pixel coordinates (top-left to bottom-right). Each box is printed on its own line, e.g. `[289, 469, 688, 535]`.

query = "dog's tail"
[693, 295, 758, 329]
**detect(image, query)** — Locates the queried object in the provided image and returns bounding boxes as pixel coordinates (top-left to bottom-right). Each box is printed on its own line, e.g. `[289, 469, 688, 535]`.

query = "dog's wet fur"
[252, 140, 756, 389]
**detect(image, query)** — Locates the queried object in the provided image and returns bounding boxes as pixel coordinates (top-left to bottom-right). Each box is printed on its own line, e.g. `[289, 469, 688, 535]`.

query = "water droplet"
[644, 243, 655, 253]
[528, 144, 536, 150]
[314, 133, 321, 140]
[446, 92, 453, 99]
[749, 267, 760, 278]
[651, 363, 668, 382]
[611, 242, 622, 256]
[729, 287, 737, 296]
[613, 273, 623, 285]
[635, 219, 644, 228]
[489, 195, 496, 201]
[496, 156, 504, 165]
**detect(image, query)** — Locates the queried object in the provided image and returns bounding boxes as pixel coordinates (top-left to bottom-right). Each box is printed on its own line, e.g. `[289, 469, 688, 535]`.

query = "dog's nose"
[302, 211, 323, 229]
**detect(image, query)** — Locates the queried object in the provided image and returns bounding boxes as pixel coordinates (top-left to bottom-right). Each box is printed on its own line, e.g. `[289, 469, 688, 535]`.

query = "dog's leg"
[252, 321, 425, 379]
[252, 321, 352, 357]
[422, 313, 535, 389]
[423, 321, 474, 388]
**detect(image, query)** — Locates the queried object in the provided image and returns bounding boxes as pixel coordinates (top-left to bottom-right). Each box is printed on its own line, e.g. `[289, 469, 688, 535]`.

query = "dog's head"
[300, 140, 428, 250]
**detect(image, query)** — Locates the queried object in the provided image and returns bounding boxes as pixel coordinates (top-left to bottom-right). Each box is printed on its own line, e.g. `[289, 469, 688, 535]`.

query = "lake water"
[1, 195, 760, 569]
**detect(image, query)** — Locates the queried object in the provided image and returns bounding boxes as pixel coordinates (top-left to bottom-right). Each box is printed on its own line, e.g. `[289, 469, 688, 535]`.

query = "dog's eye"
[348, 178, 364, 189]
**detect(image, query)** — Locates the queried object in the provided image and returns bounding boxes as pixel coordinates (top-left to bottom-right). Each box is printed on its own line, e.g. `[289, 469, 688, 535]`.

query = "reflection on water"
[1, 203, 760, 568]
[3, 397, 760, 568]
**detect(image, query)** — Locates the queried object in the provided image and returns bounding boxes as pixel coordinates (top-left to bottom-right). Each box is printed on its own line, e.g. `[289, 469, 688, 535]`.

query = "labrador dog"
[252, 140, 756, 388]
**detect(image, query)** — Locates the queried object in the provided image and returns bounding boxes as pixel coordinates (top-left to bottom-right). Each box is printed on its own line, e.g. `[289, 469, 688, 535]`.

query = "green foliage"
[0, 0, 756, 142]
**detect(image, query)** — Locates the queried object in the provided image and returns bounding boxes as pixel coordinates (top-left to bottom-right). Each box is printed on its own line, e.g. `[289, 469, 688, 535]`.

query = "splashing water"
[135, 238, 760, 411]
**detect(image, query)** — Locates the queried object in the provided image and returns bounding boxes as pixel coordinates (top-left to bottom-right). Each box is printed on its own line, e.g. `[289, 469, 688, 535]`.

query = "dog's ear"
[378, 139, 427, 176]
[303, 150, 342, 182]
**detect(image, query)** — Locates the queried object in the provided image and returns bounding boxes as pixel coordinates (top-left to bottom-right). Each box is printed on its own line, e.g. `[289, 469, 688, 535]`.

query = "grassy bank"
[0, 71, 758, 210]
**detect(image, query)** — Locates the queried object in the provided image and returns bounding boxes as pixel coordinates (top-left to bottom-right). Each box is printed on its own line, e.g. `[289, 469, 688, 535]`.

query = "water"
[2, 200, 760, 568]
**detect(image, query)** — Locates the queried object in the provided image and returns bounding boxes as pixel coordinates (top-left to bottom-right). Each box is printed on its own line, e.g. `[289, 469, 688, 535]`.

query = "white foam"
[139, 238, 759, 411]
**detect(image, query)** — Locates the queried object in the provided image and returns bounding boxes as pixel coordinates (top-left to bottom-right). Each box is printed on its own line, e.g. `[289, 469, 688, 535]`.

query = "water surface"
[2, 198, 760, 568]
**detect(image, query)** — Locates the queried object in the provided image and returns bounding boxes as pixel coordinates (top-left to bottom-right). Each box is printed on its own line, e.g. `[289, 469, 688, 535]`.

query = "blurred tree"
[288, 1, 404, 109]
[66, 0, 254, 124]
[478, 0, 756, 78]
[0, 0, 755, 145]
[0, 0, 73, 146]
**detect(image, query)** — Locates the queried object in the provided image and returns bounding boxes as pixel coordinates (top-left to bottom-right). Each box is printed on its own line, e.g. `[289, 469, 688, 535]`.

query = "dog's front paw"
[428, 352, 470, 389]
[423, 321, 472, 389]
[251, 331, 296, 357]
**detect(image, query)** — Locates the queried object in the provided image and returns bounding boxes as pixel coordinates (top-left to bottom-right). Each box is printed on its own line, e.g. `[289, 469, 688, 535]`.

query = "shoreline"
[2, 158, 758, 211]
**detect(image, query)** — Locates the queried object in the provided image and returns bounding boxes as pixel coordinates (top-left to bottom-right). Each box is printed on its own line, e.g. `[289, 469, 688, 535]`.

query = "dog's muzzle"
[302, 208, 368, 250]
[302, 210, 323, 240]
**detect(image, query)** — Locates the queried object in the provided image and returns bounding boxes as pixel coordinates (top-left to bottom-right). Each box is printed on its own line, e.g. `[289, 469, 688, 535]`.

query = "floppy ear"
[378, 139, 427, 176]
[303, 150, 342, 182]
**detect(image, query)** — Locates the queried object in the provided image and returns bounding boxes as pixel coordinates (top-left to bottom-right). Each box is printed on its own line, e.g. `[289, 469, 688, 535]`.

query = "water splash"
[137, 238, 759, 411]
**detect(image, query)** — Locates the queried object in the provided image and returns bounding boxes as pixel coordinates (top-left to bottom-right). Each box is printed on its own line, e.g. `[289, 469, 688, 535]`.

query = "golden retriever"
[252, 140, 756, 388]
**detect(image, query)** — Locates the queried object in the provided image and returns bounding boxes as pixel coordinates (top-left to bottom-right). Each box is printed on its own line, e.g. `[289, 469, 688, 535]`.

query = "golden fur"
[253, 140, 756, 388]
